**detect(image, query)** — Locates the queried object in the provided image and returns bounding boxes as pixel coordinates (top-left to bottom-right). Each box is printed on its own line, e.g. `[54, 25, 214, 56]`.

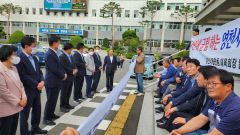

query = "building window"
[19, 9, 22, 14]
[167, 3, 184, 11]
[92, 9, 96, 17]
[160, 4, 165, 10]
[40, 22, 51, 28]
[46, 11, 50, 15]
[53, 23, 66, 29]
[69, 12, 72, 16]
[54, 12, 57, 16]
[62, 12, 65, 16]
[12, 22, 23, 27]
[125, 10, 130, 18]
[25, 22, 37, 28]
[166, 22, 181, 29]
[108, 12, 112, 17]
[77, 12, 80, 16]
[116, 12, 121, 17]
[39, 8, 43, 15]
[84, 12, 88, 17]
[134, 10, 139, 18]
[26, 8, 29, 14]
[32, 8, 36, 15]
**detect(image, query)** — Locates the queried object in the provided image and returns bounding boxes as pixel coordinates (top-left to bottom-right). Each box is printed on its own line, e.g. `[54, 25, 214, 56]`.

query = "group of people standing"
[0, 35, 120, 135]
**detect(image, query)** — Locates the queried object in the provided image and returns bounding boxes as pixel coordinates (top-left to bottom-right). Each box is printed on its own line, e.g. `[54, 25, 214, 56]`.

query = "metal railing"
[152, 50, 187, 72]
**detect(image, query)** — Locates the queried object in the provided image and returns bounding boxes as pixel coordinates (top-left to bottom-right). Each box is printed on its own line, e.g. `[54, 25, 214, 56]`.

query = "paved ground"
[15, 52, 153, 135]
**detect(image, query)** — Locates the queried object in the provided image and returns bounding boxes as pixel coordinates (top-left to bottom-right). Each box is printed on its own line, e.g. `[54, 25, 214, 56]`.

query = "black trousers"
[74, 75, 84, 100]
[91, 70, 101, 91]
[60, 80, 73, 108]
[165, 112, 193, 132]
[0, 113, 19, 135]
[106, 71, 114, 90]
[20, 90, 41, 135]
[44, 87, 61, 120]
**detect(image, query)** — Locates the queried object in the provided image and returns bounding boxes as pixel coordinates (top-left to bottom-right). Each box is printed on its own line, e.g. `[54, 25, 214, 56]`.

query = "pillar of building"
[96, 25, 99, 46]
[179, 22, 185, 43]
[160, 22, 166, 52]
[22, 22, 26, 34]
[36, 22, 39, 42]
[9, 21, 12, 35]
[143, 23, 148, 40]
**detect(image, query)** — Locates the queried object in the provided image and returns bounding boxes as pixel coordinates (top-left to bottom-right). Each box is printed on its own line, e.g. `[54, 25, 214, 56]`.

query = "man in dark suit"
[17, 37, 48, 135]
[43, 36, 67, 125]
[73, 43, 87, 103]
[59, 43, 77, 113]
[91, 46, 102, 94]
[103, 49, 117, 92]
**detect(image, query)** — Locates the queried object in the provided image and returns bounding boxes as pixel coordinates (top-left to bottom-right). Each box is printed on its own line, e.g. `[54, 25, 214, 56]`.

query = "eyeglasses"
[206, 82, 223, 87]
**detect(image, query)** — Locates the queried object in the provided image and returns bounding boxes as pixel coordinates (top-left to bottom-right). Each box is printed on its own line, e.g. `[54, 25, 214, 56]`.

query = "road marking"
[104, 94, 136, 135]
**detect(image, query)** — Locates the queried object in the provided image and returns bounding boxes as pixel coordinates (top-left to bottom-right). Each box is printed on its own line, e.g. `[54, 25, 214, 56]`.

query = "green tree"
[140, 0, 163, 52]
[102, 38, 110, 48]
[69, 36, 84, 49]
[0, 25, 5, 39]
[171, 5, 198, 42]
[0, 3, 22, 41]
[9, 30, 24, 44]
[122, 30, 139, 42]
[100, 2, 123, 48]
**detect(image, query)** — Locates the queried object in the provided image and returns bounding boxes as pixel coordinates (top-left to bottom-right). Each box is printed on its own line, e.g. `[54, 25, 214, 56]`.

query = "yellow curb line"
[104, 94, 137, 135]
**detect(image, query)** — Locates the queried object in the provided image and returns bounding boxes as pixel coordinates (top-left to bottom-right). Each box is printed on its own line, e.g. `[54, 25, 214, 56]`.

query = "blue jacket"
[160, 65, 176, 80]
[185, 42, 191, 50]
[45, 49, 65, 88]
[166, 67, 182, 83]
[171, 75, 192, 98]
[16, 52, 44, 93]
[172, 79, 204, 106]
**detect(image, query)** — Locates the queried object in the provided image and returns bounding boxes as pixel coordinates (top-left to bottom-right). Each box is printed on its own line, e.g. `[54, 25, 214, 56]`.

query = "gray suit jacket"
[84, 54, 95, 75]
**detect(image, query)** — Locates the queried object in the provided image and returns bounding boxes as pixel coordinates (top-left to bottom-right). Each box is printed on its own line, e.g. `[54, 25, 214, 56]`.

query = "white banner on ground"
[77, 61, 136, 135]
[190, 18, 240, 74]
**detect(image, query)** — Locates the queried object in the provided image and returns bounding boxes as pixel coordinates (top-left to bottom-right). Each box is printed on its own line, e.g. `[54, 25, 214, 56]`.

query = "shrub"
[102, 38, 110, 48]
[9, 30, 25, 44]
[69, 36, 84, 49]
[125, 52, 136, 59]
[122, 30, 139, 42]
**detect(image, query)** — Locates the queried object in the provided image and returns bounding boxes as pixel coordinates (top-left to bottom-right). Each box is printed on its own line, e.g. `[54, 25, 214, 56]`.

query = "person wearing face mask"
[91, 46, 102, 94]
[0, 45, 27, 135]
[84, 48, 95, 98]
[16, 37, 47, 135]
[43, 36, 67, 125]
[59, 43, 77, 113]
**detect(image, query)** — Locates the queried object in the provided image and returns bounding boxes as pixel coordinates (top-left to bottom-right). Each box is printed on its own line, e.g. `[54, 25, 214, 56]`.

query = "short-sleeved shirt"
[202, 92, 240, 135]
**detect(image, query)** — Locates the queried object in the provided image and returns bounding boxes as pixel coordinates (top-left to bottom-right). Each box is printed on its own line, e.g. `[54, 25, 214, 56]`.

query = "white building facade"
[0, 0, 202, 50]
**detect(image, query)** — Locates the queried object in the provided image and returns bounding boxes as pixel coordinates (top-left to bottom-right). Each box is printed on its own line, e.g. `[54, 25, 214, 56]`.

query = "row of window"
[11, 3, 201, 18]
[0, 21, 198, 31]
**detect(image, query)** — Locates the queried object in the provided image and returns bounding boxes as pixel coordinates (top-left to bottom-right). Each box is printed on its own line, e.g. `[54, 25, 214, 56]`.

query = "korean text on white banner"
[190, 18, 240, 74]
[77, 61, 136, 135]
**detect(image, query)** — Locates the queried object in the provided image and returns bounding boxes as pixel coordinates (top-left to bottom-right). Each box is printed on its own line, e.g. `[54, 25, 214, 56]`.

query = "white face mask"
[95, 50, 99, 53]
[31, 47, 37, 54]
[10, 56, 21, 64]
[89, 52, 94, 56]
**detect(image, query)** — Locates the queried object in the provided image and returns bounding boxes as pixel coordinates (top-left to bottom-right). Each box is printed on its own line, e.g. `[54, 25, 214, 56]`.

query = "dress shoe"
[157, 121, 166, 129]
[154, 95, 161, 98]
[80, 97, 85, 100]
[94, 90, 100, 93]
[51, 114, 60, 120]
[155, 100, 163, 104]
[43, 120, 56, 126]
[87, 95, 93, 98]
[31, 128, 48, 134]
[107, 89, 110, 92]
[66, 105, 75, 109]
[73, 99, 82, 104]
[155, 106, 164, 112]
[60, 107, 70, 113]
